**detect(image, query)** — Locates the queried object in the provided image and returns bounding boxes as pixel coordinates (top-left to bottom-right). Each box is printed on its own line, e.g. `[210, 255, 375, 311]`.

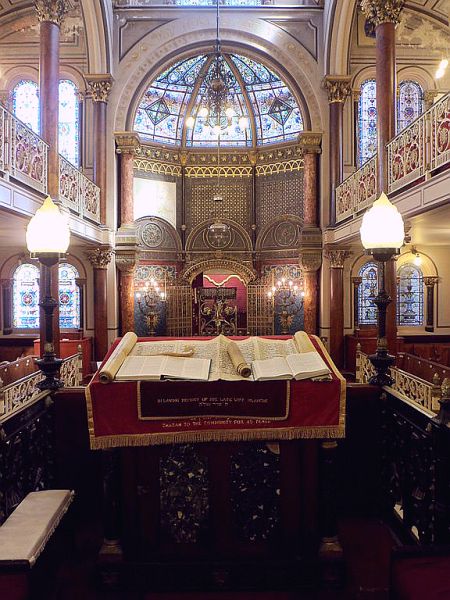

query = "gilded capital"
[423, 276, 439, 287]
[35, 0, 68, 26]
[360, 0, 405, 27]
[86, 74, 114, 103]
[85, 246, 114, 270]
[323, 76, 352, 104]
[114, 131, 141, 155]
[298, 132, 322, 154]
[325, 248, 352, 268]
[299, 250, 322, 273]
[115, 253, 137, 274]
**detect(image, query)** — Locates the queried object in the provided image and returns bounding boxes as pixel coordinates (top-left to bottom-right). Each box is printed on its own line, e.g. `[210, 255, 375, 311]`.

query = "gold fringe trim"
[89, 424, 345, 449]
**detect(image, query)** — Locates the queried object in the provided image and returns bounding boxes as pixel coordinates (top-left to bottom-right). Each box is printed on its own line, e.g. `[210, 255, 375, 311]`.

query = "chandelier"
[267, 275, 305, 335]
[185, 0, 249, 134]
[136, 276, 167, 336]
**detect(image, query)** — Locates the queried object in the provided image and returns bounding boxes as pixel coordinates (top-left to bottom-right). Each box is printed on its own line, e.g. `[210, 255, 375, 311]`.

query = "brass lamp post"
[26, 196, 70, 390]
[360, 192, 404, 386]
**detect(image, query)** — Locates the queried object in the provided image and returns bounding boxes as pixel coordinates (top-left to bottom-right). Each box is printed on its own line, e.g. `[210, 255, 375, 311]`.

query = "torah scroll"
[226, 340, 252, 378]
[99, 332, 138, 383]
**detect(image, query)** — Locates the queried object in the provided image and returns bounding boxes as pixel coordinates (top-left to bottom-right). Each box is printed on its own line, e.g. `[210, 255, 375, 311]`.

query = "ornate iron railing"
[356, 349, 441, 414]
[0, 351, 83, 422]
[59, 156, 101, 223]
[336, 92, 450, 224]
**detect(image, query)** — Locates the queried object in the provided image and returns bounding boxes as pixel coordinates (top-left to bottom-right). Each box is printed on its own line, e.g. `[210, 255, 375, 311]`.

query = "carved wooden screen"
[167, 285, 193, 337]
[247, 284, 274, 335]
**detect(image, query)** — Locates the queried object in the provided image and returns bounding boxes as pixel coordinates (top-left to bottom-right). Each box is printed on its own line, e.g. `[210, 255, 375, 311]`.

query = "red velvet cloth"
[392, 555, 450, 600]
[86, 335, 345, 448]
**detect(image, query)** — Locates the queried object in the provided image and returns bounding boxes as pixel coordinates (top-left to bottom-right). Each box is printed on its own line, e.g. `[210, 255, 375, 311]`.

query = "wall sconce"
[26, 196, 70, 390]
[412, 246, 422, 267]
[435, 58, 448, 80]
[360, 192, 404, 386]
[267, 276, 305, 335]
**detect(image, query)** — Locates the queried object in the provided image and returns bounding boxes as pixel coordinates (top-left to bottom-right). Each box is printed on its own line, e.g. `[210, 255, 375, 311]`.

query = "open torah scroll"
[99, 332, 329, 383]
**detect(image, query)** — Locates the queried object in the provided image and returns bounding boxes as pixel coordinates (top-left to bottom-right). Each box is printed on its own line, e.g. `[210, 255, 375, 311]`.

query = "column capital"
[298, 131, 322, 154]
[85, 246, 114, 270]
[423, 276, 439, 287]
[323, 76, 352, 104]
[116, 252, 137, 275]
[360, 0, 405, 27]
[35, 0, 68, 26]
[325, 248, 352, 268]
[299, 250, 322, 273]
[86, 74, 114, 103]
[114, 131, 141, 155]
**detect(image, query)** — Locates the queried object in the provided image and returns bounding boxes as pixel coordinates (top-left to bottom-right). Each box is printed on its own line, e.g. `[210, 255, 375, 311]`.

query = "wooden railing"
[0, 105, 101, 224]
[0, 351, 83, 422]
[356, 348, 442, 414]
[336, 92, 450, 223]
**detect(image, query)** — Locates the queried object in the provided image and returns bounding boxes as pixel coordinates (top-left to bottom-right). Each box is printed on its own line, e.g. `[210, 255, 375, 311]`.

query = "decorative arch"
[185, 218, 253, 254]
[397, 250, 438, 278]
[180, 258, 257, 285]
[256, 214, 303, 253]
[110, 15, 324, 134]
[80, 0, 111, 73]
[135, 216, 183, 259]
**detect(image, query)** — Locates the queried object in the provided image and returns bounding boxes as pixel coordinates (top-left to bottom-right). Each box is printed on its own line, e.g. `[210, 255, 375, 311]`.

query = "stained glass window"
[358, 261, 378, 325]
[134, 52, 302, 147]
[59, 80, 80, 167]
[59, 263, 80, 329]
[174, 0, 261, 4]
[13, 263, 40, 329]
[397, 264, 423, 326]
[12, 80, 40, 133]
[397, 80, 423, 132]
[358, 79, 377, 167]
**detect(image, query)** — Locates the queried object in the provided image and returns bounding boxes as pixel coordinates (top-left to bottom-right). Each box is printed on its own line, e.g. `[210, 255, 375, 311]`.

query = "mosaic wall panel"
[159, 444, 209, 544]
[255, 171, 304, 229]
[134, 264, 176, 337]
[231, 443, 281, 542]
[185, 177, 252, 231]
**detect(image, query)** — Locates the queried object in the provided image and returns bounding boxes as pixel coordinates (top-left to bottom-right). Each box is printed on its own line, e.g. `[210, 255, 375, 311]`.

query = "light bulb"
[239, 116, 249, 130]
[301, 291, 305, 297]
[186, 116, 195, 128]
[288, 280, 293, 287]
[413, 253, 422, 266]
[439, 58, 448, 70]
[272, 286, 276, 293]
[199, 106, 208, 118]
[267, 291, 272, 299]
[435, 68, 445, 79]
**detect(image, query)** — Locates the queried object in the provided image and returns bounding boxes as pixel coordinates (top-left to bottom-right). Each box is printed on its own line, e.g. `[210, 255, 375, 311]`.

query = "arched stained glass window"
[59, 80, 80, 167]
[397, 80, 424, 132]
[58, 263, 80, 329]
[13, 263, 40, 329]
[397, 264, 423, 326]
[12, 80, 40, 133]
[358, 261, 378, 325]
[358, 79, 377, 167]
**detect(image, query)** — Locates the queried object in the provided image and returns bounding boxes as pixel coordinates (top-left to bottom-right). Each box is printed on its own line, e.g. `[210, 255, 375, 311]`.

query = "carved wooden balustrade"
[336, 91, 450, 224]
[0, 104, 101, 223]
[356, 348, 442, 414]
[0, 351, 83, 422]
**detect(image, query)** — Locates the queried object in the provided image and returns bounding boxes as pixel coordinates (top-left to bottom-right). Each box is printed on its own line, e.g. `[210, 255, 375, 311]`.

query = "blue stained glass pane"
[397, 264, 423, 326]
[397, 80, 423, 133]
[59, 80, 80, 167]
[58, 263, 80, 329]
[12, 80, 40, 133]
[358, 79, 377, 167]
[13, 263, 40, 329]
[358, 261, 378, 325]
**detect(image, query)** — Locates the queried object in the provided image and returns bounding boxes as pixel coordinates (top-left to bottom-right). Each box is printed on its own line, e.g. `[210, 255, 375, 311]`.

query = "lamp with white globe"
[360, 192, 404, 386]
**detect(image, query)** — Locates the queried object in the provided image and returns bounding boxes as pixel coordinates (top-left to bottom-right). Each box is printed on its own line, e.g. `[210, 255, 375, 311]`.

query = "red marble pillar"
[36, 0, 67, 357]
[325, 249, 351, 369]
[384, 257, 398, 355]
[303, 151, 318, 227]
[86, 75, 113, 225]
[323, 77, 351, 227]
[115, 133, 141, 227]
[116, 257, 136, 336]
[86, 247, 113, 360]
[302, 269, 319, 335]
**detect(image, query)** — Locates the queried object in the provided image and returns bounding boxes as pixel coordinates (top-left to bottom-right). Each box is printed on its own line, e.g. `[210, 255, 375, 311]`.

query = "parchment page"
[254, 337, 298, 360]
[181, 338, 221, 381]
[293, 331, 316, 353]
[115, 355, 165, 381]
[163, 356, 211, 381]
[131, 340, 185, 356]
[99, 332, 138, 383]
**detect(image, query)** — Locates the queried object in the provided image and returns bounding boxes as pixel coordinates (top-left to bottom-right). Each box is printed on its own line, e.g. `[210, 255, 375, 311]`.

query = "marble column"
[116, 254, 136, 336]
[86, 75, 113, 225]
[323, 77, 352, 227]
[86, 247, 114, 360]
[361, 0, 404, 194]
[384, 257, 398, 355]
[1, 278, 13, 334]
[300, 251, 322, 336]
[299, 132, 322, 228]
[325, 249, 351, 369]
[424, 277, 439, 332]
[351, 276, 362, 334]
[36, 0, 67, 357]
[114, 132, 141, 226]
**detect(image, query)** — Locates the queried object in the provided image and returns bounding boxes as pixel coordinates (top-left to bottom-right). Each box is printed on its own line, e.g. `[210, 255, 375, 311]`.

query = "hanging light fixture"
[185, 0, 249, 135]
[208, 133, 230, 246]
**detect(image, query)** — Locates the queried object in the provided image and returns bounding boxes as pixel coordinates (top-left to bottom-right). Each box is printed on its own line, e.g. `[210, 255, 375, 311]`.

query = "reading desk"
[87, 335, 346, 591]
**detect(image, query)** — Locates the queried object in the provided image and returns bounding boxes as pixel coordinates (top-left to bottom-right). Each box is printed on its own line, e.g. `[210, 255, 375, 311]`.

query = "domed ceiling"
[133, 53, 304, 148]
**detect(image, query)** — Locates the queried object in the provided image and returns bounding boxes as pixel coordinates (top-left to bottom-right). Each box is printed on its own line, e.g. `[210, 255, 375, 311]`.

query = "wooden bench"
[0, 490, 74, 600]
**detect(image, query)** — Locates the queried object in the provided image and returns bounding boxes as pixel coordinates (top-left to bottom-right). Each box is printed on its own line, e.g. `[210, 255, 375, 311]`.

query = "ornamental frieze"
[115, 132, 141, 155]
[360, 0, 405, 26]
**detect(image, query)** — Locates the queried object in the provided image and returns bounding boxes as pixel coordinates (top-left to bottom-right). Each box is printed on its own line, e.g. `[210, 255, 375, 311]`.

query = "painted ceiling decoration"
[133, 53, 304, 148]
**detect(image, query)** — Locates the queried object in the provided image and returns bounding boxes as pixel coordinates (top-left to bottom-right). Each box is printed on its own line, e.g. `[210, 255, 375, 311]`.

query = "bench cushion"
[0, 490, 74, 566]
